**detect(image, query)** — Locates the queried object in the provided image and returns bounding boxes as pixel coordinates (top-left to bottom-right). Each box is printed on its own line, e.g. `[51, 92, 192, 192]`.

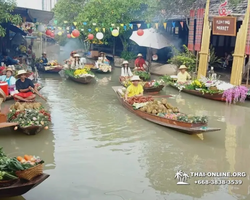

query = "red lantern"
[88, 34, 94, 40]
[46, 29, 52, 36]
[67, 34, 71, 38]
[72, 29, 80, 37]
[137, 29, 144, 36]
[50, 32, 55, 38]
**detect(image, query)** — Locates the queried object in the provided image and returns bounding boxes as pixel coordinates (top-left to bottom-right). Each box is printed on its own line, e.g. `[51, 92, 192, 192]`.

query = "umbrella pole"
[147, 48, 152, 72]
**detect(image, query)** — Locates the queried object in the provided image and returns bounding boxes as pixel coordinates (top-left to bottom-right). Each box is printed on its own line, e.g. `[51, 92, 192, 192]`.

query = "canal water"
[1, 68, 250, 200]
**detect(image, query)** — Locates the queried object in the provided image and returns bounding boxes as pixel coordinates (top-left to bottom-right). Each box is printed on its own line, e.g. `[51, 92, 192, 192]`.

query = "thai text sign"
[212, 17, 236, 36]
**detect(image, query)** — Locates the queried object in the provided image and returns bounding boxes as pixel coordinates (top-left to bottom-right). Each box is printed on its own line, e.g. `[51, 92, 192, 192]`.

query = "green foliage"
[160, 75, 173, 84]
[209, 45, 221, 67]
[0, 0, 21, 37]
[168, 45, 196, 72]
[133, 71, 151, 80]
[121, 51, 137, 61]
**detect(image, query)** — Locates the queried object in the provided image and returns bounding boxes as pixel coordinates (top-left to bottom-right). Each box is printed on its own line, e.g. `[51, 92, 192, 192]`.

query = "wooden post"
[246, 56, 250, 86]
[197, 0, 211, 79]
[230, 0, 250, 86]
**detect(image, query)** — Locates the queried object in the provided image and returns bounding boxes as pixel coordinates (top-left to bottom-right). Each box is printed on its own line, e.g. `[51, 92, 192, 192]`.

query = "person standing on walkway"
[134, 53, 147, 71]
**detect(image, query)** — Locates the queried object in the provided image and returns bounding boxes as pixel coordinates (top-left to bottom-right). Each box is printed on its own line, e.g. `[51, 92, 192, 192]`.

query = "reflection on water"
[0, 68, 250, 199]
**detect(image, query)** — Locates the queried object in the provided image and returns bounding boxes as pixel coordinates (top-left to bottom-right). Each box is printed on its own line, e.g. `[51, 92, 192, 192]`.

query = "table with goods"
[162, 75, 250, 104]
[64, 66, 95, 84]
[7, 102, 51, 135]
[116, 87, 220, 134]
[0, 147, 49, 198]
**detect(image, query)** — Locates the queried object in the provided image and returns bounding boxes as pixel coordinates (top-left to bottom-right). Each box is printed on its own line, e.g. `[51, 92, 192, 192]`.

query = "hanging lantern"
[72, 29, 80, 37]
[57, 31, 62, 36]
[37, 24, 45, 32]
[96, 32, 104, 40]
[137, 29, 144, 36]
[88, 34, 94, 40]
[46, 29, 52, 36]
[71, 34, 75, 38]
[67, 34, 71, 38]
[111, 29, 119, 37]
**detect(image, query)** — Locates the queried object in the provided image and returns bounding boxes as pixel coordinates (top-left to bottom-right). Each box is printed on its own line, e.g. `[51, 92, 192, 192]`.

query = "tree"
[0, 0, 21, 37]
[76, 0, 152, 51]
[53, 0, 88, 26]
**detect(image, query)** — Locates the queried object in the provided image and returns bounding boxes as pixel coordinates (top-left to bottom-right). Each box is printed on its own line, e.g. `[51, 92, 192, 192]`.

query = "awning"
[1, 23, 27, 36]
[12, 7, 54, 24]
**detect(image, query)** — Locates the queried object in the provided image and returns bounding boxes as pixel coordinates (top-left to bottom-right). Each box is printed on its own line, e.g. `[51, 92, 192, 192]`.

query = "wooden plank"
[0, 122, 18, 129]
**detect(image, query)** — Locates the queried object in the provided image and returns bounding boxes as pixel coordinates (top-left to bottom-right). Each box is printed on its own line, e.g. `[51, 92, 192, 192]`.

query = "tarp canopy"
[1, 23, 27, 36]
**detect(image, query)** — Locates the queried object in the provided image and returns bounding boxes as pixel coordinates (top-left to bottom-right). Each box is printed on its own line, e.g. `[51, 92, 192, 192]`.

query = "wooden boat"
[120, 81, 164, 94]
[169, 84, 226, 102]
[0, 173, 49, 198]
[37, 64, 63, 73]
[68, 74, 94, 84]
[112, 86, 221, 134]
[18, 125, 45, 135]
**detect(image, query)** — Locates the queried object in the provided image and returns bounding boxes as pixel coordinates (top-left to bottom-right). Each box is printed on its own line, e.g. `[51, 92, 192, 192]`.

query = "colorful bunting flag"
[95, 28, 99, 32]
[163, 23, 167, 29]
[172, 22, 175, 28]
[124, 25, 127, 30]
[117, 27, 120, 31]
[155, 23, 158, 29]
[129, 24, 133, 29]
[64, 21, 68, 23]
[73, 22, 77, 26]
[88, 29, 91, 32]
[180, 22, 184, 28]
[137, 24, 141, 28]
[147, 23, 150, 28]
[103, 28, 106, 32]
[83, 22, 87, 25]
[93, 23, 96, 26]
[111, 24, 115, 26]
[120, 24, 124, 26]
[110, 27, 113, 31]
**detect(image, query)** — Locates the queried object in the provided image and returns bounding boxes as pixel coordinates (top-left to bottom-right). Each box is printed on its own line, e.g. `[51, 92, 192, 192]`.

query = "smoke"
[57, 39, 84, 62]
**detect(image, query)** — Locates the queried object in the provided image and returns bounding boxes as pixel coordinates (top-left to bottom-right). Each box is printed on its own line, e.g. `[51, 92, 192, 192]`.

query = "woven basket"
[0, 179, 18, 187]
[15, 164, 43, 181]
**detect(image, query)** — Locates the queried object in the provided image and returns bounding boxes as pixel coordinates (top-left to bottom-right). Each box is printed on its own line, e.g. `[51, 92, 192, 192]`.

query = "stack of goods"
[133, 71, 150, 81]
[8, 102, 51, 129]
[65, 67, 95, 78]
[98, 63, 112, 72]
[130, 97, 208, 124]
[44, 60, 62, 71]
[0, 147, 44, 185]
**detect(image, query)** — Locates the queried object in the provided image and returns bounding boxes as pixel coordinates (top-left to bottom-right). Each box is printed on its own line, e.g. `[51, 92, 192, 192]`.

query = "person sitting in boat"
[134, 53, 147, 71]
[40, 52, 49, 66]
[0, 52, 19, 66]
[65, 51, 76, 65]
[177, 65, 191, 83]
[120, 61, 133, 82]
[125, 75, 143, 100]
[71, 54, 81, 69]
[99, 52, 110, 64]
[13, 70, 37, 102]
[0, 68, 16, 96]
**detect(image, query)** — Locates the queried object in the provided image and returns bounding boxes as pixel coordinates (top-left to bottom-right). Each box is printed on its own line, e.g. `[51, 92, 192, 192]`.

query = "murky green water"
[1, 68, 250, 200]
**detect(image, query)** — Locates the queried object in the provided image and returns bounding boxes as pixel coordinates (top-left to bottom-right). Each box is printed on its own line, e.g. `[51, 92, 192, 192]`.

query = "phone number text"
[194, 180, 243, 185]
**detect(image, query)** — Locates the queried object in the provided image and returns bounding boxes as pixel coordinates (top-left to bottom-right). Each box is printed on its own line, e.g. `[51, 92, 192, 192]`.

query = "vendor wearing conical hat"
[125, 75, 143, 100]
[134, 53, 147, 71]
[177, 65, 191, 83]
[13, 70, 36, 102]
[120, 60, 133, 82]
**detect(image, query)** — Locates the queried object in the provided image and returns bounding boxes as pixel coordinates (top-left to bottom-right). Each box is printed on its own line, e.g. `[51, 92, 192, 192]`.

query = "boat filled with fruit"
[121, 79, 165, 94]
[0, 147, 49, 198]
[64, 66, 95, 84]
[113, 86, 220, 134]
[92, 59, 112, 73]
[133, 70, 151, 81]
[7, 102, 51, 135]
[163, 75, 249, 104]
[37, 60, 63, 73]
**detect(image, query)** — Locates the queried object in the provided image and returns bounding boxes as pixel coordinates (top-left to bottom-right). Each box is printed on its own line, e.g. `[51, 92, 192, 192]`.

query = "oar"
[30, 88, 47, 102]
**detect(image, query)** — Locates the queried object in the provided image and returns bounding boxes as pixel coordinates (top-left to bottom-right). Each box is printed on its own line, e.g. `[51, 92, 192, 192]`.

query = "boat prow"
[0, 173, 50, 198]
[112, 86, 221, 135]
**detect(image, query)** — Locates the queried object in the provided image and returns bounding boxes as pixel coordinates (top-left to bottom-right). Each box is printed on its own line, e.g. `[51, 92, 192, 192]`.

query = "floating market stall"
[120, 79, 164, 94]
[133, 70, 151, 81]
[0, 147, 49, 198]
[7, 102, 51, 135]
[36, 60, 63, 73]
[113, 86, 220, 134]
[163, 75, 249, 104]
[64, 67, 95, 84]
[92, 59, 112, 74]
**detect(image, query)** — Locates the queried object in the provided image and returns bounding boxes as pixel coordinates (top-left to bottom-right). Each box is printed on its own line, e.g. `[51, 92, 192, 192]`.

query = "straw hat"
[122, 61, 129, 65]
[6, 68, 14, 75]
[42, 52, 46, 55]
[130, 75, 141, 81]
[179, 65, 187, 70]
[137, 53, 143, 57]
[73, 54, 80, 57]
[17, 70, 29, 77]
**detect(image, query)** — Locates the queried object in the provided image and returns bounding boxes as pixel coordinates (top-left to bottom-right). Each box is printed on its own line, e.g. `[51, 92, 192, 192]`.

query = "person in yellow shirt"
[125, 75, 143, 100]
[177, 65, 191, 83]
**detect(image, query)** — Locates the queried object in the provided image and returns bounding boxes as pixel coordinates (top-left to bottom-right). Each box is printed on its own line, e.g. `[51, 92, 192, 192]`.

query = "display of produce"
[133, 70, 150, 80]
[162, 75, 249, 103]
[65, 67, 95, 78]
[122, 79, 164, 88]
[8, 102, 51, 128]
[0, 148, 44, 183]
[94, 61, 112, 72]
[127, 96, 208, 124]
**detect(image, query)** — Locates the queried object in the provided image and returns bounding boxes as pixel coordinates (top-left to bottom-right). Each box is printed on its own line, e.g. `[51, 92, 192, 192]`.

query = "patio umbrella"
[129, 28, 172, 49]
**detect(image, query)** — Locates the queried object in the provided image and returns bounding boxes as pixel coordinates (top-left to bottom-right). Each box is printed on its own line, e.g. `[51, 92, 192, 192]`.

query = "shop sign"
[212, 16, 236, 36]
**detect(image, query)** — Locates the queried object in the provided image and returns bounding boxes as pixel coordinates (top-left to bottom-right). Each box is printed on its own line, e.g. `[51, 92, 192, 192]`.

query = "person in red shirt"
[134, 53, 147, 71]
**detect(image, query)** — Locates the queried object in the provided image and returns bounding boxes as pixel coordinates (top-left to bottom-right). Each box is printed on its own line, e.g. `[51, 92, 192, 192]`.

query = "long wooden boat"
[112, 86, 221, 134]
[68, 74, 94, 84]
[169, 84, 226, 102]
[37, 65, 63, 73]
[120, 81, 164, 94]
[91, 67, 112, 74]
[0, 173, 49, 198]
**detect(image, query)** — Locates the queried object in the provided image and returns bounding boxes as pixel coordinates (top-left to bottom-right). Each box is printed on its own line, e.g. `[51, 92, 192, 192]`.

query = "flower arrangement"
[222, 86, 248, 104]
[64, 67, 95, 78]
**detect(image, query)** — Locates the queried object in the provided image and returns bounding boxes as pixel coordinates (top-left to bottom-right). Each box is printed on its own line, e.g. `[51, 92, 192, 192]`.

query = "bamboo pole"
[230, 0, 250, 85]
[197, 0, 211, 79]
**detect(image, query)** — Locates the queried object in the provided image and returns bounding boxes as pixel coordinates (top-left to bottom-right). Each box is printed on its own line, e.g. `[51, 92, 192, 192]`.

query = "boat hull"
[112, 86, 220, 134]
[169, 84, 226, 102]
[0, 173, 49, 198]
[68, 75, 94, 84]
[91, 68, 111, 74]
[19, 125, 45, 135]
[37, 65, 63, 73]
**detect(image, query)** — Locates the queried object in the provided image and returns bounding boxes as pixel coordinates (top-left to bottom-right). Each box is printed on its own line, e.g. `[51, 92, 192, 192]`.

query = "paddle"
[30, 87, 47, 102]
